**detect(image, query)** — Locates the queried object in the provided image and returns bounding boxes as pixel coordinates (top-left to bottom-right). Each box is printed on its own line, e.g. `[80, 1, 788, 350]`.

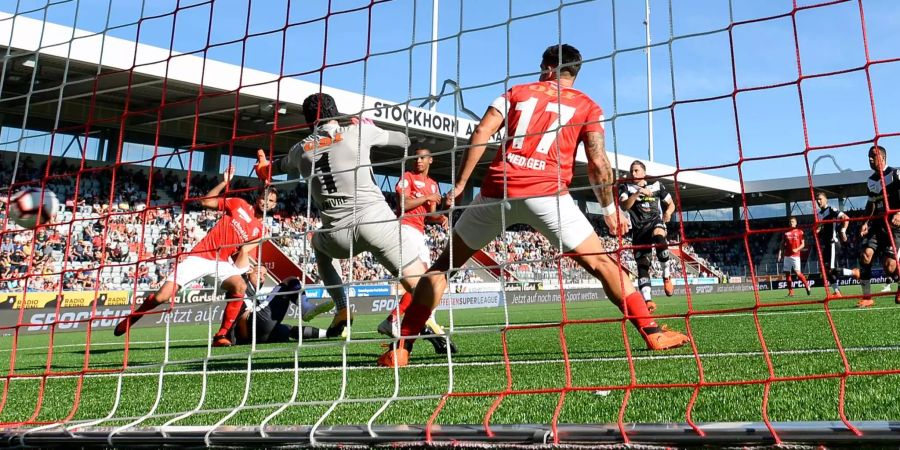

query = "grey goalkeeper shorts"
[312, 201, 421, 275]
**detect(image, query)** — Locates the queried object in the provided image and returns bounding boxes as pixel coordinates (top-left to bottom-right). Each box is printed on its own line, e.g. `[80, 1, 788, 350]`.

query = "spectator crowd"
[2, 156, 776, 294]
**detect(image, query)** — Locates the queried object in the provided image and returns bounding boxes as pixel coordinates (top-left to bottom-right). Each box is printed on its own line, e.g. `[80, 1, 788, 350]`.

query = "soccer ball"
[7, 188, 59, 229]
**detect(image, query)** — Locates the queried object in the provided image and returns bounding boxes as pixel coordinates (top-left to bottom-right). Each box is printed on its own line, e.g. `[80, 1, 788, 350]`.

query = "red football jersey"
[782, 228, 804, 257]
[191, 197, 264, 261]
[396, 171, 440, 232]
[481, 80, 605, 199]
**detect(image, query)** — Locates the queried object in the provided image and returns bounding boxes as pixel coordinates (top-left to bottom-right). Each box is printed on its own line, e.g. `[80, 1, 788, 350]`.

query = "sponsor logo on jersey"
[235, 206, 253, 223]
[230, 218, 249, 242]
[303, 133, 343, 152]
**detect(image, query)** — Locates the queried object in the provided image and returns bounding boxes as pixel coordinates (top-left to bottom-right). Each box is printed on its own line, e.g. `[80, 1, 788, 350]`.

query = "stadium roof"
[0, 11, 868, 212]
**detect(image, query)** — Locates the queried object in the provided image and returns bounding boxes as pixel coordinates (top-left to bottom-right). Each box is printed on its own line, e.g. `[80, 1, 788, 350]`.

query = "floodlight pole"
[429, 0, 439, 111]
[645, 0, 654, 162]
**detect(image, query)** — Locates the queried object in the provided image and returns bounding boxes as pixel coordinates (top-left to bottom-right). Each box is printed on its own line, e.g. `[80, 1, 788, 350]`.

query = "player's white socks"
[297, 326, 328, 339]
[641, 286, 652, 301]
[663, 267, 671, 279]
[840, 268, 855, 276]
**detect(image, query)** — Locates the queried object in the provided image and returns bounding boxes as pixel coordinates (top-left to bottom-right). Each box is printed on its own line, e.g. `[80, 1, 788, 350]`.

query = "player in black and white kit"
[224, 266, 329, 345]
[857, 144, 900, 307]
[619, 160, 676, 312]
[814, 191, 850, 298]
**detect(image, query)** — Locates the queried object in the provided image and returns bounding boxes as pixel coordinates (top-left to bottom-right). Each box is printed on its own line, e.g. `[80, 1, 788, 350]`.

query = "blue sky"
[8, 0, 900, 184]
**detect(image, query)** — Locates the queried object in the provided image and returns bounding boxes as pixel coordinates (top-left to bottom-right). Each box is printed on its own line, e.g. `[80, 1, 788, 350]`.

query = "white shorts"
[166, 255, 249, 287]
[782, 256, 801, 273]
[401, 224, 431, 266]
[454, 194, 594, 252]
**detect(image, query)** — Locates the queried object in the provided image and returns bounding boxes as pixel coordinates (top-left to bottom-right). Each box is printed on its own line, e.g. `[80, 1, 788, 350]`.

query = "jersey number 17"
[511, 97, 577, 155]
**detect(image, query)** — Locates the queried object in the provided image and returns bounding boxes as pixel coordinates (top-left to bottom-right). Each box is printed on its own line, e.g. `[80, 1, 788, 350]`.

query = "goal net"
[0, 0, 899, 448]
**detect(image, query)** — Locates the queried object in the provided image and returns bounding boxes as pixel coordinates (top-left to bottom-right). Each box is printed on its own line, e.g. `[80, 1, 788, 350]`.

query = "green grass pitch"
[1, 285, 898, 429]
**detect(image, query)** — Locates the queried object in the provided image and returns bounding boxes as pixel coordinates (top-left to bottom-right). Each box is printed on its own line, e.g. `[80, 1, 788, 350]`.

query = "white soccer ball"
[8, 187, 59, 229]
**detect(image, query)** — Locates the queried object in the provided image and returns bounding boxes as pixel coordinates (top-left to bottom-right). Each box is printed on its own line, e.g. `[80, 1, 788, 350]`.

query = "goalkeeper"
[254, 93, 455, 353]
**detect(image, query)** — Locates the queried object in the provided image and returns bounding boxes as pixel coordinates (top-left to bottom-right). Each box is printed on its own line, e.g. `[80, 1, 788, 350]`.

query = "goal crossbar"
[4, 421, 899, 447]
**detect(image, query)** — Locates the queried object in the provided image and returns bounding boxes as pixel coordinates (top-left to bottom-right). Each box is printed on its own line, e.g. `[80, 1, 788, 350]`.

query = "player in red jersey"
[777, 216, 811, 297]
[377, 44, 690, 367]
[376, 147, 457, 354]
[114, 167, 277, 346]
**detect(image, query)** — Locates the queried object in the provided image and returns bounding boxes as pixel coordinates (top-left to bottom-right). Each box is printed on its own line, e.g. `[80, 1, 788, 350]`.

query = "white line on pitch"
[0, 303, 893, 355]
[4, 344, 898, 381]
[686, 304, 900, 320]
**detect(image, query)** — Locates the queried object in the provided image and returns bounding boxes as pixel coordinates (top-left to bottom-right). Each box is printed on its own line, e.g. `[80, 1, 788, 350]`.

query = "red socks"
[399, 303, 433, 339]
[786, 273, 794, 293]
[135, 293, 160, 314]
[217, 295, 244, 337]
[388, 292, 414, 322]
[397, 292, 413, 315]
[398, 291, 655, 343]
[617, 292, 657, 330]
[797, 272, 810, 290]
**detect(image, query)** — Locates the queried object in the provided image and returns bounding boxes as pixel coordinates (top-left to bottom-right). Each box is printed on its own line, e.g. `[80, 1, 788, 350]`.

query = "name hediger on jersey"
[506, 152, 547, 170]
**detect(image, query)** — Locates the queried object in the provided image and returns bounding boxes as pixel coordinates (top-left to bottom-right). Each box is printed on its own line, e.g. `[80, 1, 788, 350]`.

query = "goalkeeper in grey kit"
[254, 93, 457, 353]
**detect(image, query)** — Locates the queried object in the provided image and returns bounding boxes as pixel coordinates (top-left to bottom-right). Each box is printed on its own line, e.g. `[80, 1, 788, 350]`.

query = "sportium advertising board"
[0, 289, 225, 334]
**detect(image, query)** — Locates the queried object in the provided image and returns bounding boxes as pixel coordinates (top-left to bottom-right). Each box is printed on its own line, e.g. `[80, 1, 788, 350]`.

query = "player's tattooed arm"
[584, 131, 614, 207]
[585, 131, 629, 235]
